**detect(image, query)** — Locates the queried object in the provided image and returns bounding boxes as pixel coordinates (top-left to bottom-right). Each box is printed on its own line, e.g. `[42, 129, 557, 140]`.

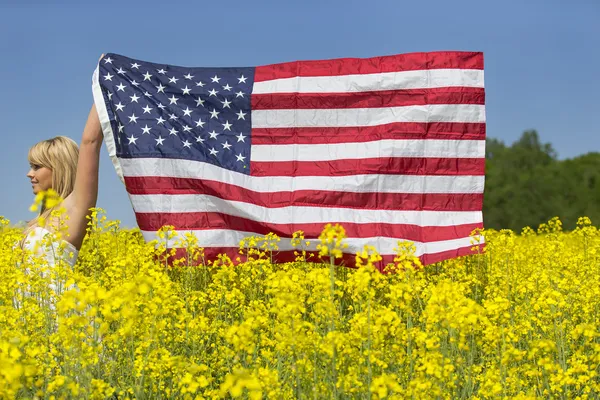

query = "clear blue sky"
[1, 0, 598, 227]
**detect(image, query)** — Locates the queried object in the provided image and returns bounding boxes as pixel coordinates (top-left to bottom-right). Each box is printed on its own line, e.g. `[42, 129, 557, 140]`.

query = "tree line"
[483, 130, 599, 231]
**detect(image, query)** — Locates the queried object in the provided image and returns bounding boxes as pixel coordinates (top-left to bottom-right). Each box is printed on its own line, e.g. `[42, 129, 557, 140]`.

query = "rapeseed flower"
[1, 196, 599, 398]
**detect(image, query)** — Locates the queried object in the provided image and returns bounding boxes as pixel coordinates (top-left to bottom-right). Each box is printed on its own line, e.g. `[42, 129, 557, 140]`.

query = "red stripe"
[124, 176, 483, 211]
[136, 211, 483, 243]
[254, 51, 484, 82]
[251, 87, 484, 110]
[251, 123, 485, 145]
[164, 243, 484, 269]
[420, 244, 484, 266]
[251, 157, 485, 177]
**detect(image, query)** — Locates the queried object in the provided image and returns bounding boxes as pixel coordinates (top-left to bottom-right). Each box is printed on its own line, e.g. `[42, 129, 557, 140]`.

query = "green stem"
[329, 253, 338, 398]
[367, 288, 372, 399]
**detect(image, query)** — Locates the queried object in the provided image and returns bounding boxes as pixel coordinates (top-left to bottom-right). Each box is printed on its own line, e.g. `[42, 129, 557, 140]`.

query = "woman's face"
[26, 164, 53, 194]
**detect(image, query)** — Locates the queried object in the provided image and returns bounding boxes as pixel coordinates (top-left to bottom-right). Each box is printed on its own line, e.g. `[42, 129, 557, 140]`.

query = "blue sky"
[1, 0, 598, 227]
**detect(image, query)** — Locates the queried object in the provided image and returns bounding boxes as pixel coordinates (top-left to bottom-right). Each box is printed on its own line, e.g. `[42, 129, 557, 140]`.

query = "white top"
[22, 227, 79, 268]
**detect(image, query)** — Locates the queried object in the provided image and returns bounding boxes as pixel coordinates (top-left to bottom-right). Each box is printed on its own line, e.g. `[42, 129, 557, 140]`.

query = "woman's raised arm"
[64, 104, 103, 249]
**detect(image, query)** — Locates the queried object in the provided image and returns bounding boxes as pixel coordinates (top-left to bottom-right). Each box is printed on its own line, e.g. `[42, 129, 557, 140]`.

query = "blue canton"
[98, 53, 254, 174]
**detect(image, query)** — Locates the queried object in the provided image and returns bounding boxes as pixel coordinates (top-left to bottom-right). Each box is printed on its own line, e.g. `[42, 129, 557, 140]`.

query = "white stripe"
[251, 104, 485, 128]
[130, 194, 483, 226]
[120, 158, 485, 194]
[252, 69, 484, 94]
[141, 229, 483, 256]
[252, 139, 485, 162]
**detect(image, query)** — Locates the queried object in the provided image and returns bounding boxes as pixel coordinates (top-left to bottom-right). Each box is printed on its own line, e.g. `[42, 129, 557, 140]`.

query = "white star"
[131, 80, 140, 87]
[142, 105, 153, 114]
[235, 91, 245, 98]
[157, 103, 166, 110]
[169, 127, 178, 136]
[157, 68, 167, 74]
[116, 67, 126, 75]
[128, 113, 138, 124]
[222, 141, 232, 150]
[184, 73, 194, 80]
[236, 153, 246, 162]
[209, 147, 218, 156]
[155, 135, 165, 145]
[238, 75, 247, 84]
[211, 75, 221, 83]
[182, 140, 192, 148]
[221, 98, 232, 108]
[195, 97, 205, 107]
[131, 62, 140, 69]
[182, 107, 193, 117]
[208, 89, 218, 97]
[130, 94, 140, 103]
[169, 113, 178, 120]
[209, 109, 220, 119]
[103, 73, 114, 81]
[236, 133, 246, 142]
[182, 85, 192, 95]
[156, 83, 166, 93]
[118, 123, 124, 133]
[103, 57, 113, 64]
[116, 83, 126, 92]
[143, 72, 152, 81]
[127, 135, 138, 145]
[196, 81, 205, 87]
[222, 120, 232, 131]
[222, 84, 232, 91]
[141, 125, 152, 134]
[196, 136, 205, 143]
[208, 130, 219, 139]
[195, 118, 205, 128]
[169, 76, 179, 84]
[183, 125, 192, 133]
[236, 110, 247, 120]
[156, 116, 166, 124]
[115, 102, 125, 112]
[144, 91, 152, 97]
[108, 92, 113, 100]
[168, 95, 179, 105]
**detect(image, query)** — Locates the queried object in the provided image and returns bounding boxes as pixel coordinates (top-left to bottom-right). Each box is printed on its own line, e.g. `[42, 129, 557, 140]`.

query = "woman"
[22, 105, 103, 267]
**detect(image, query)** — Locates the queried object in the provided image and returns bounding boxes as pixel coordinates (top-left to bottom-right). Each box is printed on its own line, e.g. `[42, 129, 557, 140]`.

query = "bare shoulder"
[61, 193, 88, 250]
[62, 193, 75, 210]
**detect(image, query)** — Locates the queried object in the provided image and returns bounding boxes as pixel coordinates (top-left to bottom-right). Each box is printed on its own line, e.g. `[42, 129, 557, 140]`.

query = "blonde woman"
[22, 105, 103, 267]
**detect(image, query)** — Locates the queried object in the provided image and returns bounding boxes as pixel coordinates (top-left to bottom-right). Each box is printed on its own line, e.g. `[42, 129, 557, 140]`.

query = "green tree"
[483, 130, 598, 231]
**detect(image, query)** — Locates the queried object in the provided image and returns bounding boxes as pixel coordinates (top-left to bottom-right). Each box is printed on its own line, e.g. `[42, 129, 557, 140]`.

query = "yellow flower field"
[1, 209, 599, 399]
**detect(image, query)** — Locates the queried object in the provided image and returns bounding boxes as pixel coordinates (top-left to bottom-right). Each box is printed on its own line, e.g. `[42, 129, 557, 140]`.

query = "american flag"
[92, 51, 486, 269]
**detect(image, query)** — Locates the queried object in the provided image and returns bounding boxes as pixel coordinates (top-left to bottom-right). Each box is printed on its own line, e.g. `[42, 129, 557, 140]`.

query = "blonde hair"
[26, 136, 79, 232]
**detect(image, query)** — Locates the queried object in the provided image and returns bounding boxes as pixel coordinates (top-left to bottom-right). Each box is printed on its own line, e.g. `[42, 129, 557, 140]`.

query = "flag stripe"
[251, 104, 486, 128]
[251, 87, 485, 110]
[251, 123, 486, 145]
[252, 87, 485, 110]
[129, 194, 483, 226]
[165, 245, 483, 270]
[254, 51, 484, 82]
[251, 157, 485, 177]
[118, 158, 486, 194]
[141, 228, 482, 256]
[253, 69, 484, 95]
[124, 177, 484, 211]
[136, 211, 483, 243]
[251, 139, 485, 161]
